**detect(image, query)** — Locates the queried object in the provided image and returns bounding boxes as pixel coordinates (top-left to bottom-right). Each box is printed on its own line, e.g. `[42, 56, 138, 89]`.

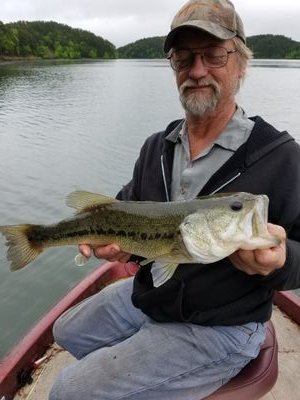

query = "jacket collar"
[161, 116, 294, 196]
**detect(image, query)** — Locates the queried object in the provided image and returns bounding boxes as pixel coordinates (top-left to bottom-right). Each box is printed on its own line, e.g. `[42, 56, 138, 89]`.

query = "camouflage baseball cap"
[164, 0, 246, 53]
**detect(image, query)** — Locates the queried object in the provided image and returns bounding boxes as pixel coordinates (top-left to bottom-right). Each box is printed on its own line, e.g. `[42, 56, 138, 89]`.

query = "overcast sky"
[2, 0, 300, 48]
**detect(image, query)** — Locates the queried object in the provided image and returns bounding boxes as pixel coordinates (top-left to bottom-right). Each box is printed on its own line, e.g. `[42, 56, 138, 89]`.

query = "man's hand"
[79, 244, 131, 263]
[229, 223, 287, 276]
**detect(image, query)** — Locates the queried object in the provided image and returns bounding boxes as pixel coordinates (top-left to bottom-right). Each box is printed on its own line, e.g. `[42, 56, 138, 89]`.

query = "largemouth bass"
[0, 191, 280, 274]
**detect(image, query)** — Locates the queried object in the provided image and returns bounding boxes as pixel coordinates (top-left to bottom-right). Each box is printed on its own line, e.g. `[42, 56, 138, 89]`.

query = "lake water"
[0, 58, 300, 359]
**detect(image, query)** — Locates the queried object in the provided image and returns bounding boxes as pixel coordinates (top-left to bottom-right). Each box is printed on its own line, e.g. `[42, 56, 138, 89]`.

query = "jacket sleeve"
[281, 238, 300, 290]
[262, 142, 300, 290]
[248, 165, 300, 290]
[239, 139, 300, 291]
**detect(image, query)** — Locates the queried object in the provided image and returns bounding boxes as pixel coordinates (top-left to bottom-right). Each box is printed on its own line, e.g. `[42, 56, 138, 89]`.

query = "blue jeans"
[49, 277, 266, 400]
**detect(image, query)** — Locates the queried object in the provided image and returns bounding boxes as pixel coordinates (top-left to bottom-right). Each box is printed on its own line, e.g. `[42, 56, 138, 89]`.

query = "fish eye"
[230, 201, 243, 211]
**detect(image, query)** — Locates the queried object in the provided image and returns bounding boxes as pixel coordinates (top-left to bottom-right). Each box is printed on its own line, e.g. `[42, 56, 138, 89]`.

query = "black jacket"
[117, 116, 300, 325]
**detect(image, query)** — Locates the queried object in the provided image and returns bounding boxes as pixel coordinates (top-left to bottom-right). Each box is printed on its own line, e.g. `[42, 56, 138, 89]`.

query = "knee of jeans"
[52, 315, 70, 348]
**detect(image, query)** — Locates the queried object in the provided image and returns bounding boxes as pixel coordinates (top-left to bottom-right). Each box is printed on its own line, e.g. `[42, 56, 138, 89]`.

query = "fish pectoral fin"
[156, 262, 179, 283]
[66, 191, 117, 213]
[140, 258, 179, 282]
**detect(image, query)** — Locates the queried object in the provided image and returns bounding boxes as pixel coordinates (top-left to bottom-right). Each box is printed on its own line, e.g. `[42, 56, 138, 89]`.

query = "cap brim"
[163, 21, 237, 53]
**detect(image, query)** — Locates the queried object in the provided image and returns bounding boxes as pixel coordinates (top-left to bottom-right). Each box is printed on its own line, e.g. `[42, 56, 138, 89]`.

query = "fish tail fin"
[0, 224, 43, 271]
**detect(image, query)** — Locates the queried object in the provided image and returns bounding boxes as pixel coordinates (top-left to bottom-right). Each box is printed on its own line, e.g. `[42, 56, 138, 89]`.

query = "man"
[50, 1, 300, 399]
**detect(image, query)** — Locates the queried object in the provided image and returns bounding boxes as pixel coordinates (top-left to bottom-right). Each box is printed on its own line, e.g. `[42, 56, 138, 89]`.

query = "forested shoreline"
[1, 21, 300, 60]
[117, 35, 300, 59]
[0, 21, 116, 59]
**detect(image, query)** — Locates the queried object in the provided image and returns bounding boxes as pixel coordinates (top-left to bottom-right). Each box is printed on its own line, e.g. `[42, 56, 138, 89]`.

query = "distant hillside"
[1, 23, 299, 61]
[117, 37, 165, 59]
[0, 21, 116, 59]
[247, 35, 300, 59]
[117, 34, 300, 59]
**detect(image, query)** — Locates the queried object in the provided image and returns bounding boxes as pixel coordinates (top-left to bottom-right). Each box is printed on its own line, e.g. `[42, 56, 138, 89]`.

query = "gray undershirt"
[166, 107, 255, 201]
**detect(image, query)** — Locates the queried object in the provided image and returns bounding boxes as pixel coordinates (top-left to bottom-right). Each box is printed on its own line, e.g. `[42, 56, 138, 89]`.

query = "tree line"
[247, 35, 300, 59]
[0, 21, 116, 59]
[118, 34, 300, 59]
[1, 21, 300, 60]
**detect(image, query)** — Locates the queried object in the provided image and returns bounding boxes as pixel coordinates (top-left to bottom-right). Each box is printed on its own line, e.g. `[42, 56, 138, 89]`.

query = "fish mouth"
[239, 196, 268, 240]
[252, 195, 269, 236]
[247, 195, 281, 248]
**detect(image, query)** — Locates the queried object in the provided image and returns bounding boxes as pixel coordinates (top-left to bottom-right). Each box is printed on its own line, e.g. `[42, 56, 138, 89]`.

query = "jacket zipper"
[160, 155, 170, 201]
[209, 172, 242, 195]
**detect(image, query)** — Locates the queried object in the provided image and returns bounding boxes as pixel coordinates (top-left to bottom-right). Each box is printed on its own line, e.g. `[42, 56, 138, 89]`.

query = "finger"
[118, 253, 131, 263]
[94, 249, 131, 263]
[104, 252, 131, 263]
[230, 247, 285, 276]
[234, 248, 276, 269]
[267, 223, 287, 241]
[79, 244, 92, 258]
[253, 246, 286, 269]
[229, 250, 262, 275]
[230, 249, 257, 267]
[93, 244, 121, 260]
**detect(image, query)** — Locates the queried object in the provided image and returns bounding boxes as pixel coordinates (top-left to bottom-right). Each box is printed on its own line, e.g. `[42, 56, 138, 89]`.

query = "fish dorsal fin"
[66, 191, 117, 213]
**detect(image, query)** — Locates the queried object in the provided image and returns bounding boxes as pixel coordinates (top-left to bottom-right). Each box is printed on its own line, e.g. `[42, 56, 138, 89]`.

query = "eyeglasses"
[167, 46, 238, 71]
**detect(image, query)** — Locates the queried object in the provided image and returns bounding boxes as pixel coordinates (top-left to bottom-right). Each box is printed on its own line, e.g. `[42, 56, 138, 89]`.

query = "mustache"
[179, 78, 220, 96]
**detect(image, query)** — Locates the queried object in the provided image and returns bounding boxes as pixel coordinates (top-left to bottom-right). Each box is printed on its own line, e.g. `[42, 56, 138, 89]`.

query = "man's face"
[171, 29, 243, 117]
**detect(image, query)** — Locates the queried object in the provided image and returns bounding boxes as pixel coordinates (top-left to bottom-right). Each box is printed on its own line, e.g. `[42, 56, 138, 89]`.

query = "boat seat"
[204, 319, 278, 399]
[105, 262, 279, 400]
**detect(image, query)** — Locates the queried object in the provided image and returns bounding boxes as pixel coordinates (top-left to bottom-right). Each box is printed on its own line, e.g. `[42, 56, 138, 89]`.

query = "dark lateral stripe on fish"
[28, 227, 175, 243]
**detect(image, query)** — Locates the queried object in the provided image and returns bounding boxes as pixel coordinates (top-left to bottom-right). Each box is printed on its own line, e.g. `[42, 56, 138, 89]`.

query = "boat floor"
[14, 306, 300, 400]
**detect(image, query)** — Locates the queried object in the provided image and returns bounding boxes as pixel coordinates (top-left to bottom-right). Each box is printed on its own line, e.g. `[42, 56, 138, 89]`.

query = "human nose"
[188, 54, 209, 79]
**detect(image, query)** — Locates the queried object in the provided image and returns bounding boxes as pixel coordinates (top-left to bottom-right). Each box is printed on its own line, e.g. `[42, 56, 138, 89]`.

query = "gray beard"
[179, 78, 221, 117]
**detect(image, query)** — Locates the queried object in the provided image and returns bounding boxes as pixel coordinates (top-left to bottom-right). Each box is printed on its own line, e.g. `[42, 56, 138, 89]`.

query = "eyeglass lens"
[170, 47, 234, 71]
